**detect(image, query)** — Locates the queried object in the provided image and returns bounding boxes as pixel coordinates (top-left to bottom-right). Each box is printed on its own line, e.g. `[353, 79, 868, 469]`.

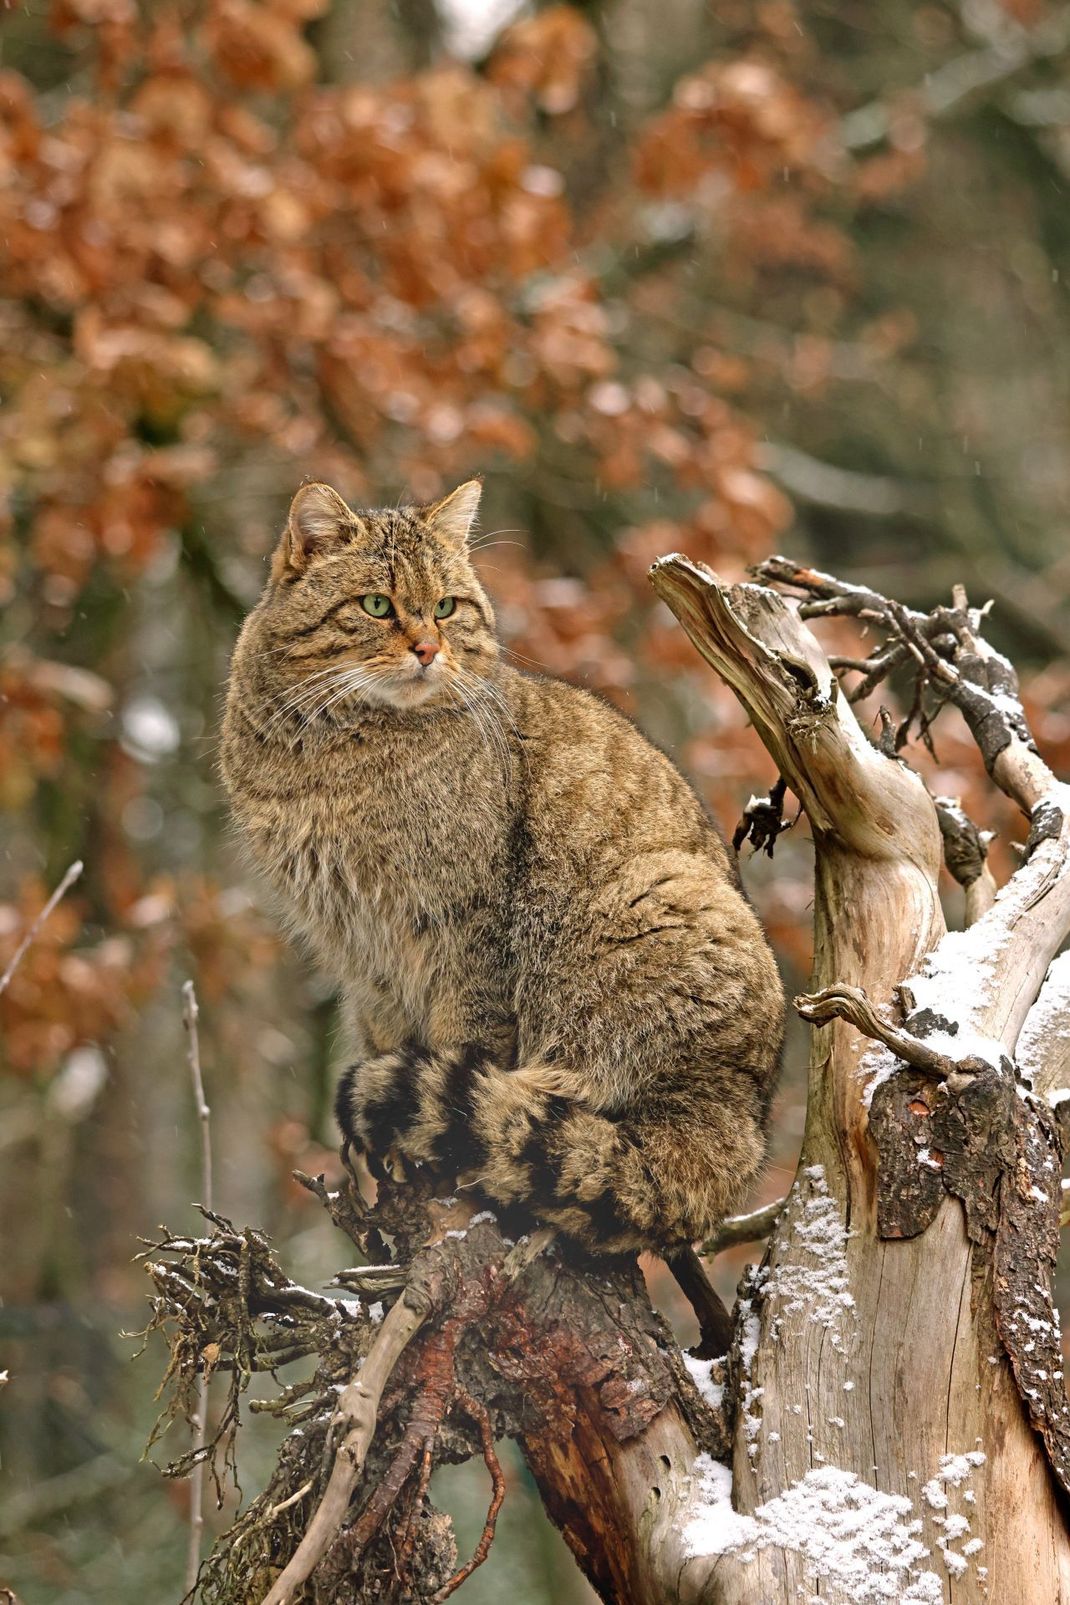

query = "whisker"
[499, 644, 554, 673]
[449, 676, 500, 766]
[455, 666, 519, 729]
[264, 666, 350, 728]
[305, 667, 381, 723]
[469, 528, 524, 549]
[264, 660, 387, 730]
[451, 681, 509, 780]
[248, 639, 312, 661]
[452, 670, 515, 780]
[263, 668, 346, 728]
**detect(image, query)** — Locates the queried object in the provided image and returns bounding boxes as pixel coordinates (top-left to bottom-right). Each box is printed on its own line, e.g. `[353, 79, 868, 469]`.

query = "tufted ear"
[421, 478, 482, 550]
[274, 483, 361, 578]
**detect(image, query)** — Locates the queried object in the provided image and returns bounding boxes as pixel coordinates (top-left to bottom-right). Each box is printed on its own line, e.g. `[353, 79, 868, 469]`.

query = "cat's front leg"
[334, 1043, 452, 1177]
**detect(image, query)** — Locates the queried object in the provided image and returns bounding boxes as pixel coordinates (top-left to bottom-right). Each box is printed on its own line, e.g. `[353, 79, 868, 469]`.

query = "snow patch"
[682, 1458, 942, 1603]
[683, 1447, 988, 1597]
[733, 1292, 766, 1460]
[903, 803, 1069, 1042]
[860, 801, 1070, 1107]
[738, 1297, 761, 1371]
[920, 1451, 986, 1576]
[1016, 949, 1070, 1095]
[681, 1455, 756, 1558]
[860, 1042, 900, 1109]
[763, 1166, 855, 1350]
[683, 1354, 724, 1413]
[937, 1451, 986, 1487]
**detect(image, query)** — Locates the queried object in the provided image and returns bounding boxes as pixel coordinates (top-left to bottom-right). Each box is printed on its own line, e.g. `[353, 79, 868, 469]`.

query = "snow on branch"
[1017, 949, 1070, 1104]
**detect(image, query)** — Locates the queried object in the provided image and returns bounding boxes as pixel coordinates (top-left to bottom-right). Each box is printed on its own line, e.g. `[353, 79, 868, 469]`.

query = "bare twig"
[331, 1264, 408, 1295]
[263, 1480, 314, 1522]
[934, 796, 997, 925]
[0, 859, 83, 996]
[755, 558, 1060, 815]
[259, 1284, 431, 1605]
[182, 980, 213, 1598]
[183, 982, 214, 1218]
[702, 1195, 787, 1256]
[795, 982, 983, 1080]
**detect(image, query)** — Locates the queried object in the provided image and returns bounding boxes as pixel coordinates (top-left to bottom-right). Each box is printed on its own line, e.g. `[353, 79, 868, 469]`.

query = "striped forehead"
[364, 512, 456, 612]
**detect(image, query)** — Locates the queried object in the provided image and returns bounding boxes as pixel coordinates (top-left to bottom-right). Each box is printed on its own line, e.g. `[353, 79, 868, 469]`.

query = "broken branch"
[933, 796, 997, 924]
[701, 1195, 786, 1256]
[259, 1284, 430, 1605]
[795, 981, 981, 1080]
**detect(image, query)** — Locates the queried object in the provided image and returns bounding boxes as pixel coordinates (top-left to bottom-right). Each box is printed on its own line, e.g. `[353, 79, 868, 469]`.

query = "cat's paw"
[334, 1053, 400, 1171]
[335, 1046, 438, 1177]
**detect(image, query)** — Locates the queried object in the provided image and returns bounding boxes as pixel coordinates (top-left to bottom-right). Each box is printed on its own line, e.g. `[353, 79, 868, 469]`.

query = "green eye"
[434, 597, 456, 619]
[361, 594, 392, 618]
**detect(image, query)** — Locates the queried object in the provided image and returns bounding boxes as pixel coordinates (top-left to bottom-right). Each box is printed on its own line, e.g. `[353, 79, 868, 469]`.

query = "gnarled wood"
[650, 553, 1070, 1605]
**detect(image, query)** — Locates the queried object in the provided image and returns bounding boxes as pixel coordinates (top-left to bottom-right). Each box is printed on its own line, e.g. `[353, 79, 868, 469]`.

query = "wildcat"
[221, 479, 784, 1253]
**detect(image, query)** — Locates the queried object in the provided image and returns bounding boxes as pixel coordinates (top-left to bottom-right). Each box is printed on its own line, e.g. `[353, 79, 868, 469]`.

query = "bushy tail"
[335, 1043, 761, 1253]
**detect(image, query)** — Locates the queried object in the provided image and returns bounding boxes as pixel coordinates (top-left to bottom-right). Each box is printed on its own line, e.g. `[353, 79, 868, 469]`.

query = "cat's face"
[252, 481, 498, 718]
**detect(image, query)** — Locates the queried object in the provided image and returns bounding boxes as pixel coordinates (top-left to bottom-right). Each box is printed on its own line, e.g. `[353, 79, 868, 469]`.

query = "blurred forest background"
[1, 0, 1069, 1601]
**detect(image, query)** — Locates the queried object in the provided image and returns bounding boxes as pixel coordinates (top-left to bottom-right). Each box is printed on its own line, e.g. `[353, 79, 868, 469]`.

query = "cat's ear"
[422, 478, 482, 550]
[274, 483, 361, 578]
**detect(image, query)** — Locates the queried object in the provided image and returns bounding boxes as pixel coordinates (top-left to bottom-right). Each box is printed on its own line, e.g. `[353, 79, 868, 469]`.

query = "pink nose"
[412, 641, 439, 668]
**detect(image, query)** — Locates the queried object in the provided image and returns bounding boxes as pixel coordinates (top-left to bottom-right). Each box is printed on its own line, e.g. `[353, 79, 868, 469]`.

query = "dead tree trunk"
[149, 556, 1070, 1605]
[648, 554, 1070, 1604]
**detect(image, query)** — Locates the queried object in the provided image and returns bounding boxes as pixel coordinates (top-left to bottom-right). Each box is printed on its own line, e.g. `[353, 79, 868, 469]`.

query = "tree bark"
[647, 553, 1070, 1604]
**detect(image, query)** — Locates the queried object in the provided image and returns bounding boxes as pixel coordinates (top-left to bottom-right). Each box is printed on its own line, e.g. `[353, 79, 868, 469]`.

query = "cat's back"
[504, 666, 731, 874]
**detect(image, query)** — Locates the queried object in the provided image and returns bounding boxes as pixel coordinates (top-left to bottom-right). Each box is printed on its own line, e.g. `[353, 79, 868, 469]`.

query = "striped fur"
[222, 481, 785, 1258]
[334, 1042, 768, 1254]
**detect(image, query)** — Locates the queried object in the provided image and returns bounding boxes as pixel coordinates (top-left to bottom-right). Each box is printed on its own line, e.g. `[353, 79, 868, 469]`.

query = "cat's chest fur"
[238, 719, 511, 1031]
